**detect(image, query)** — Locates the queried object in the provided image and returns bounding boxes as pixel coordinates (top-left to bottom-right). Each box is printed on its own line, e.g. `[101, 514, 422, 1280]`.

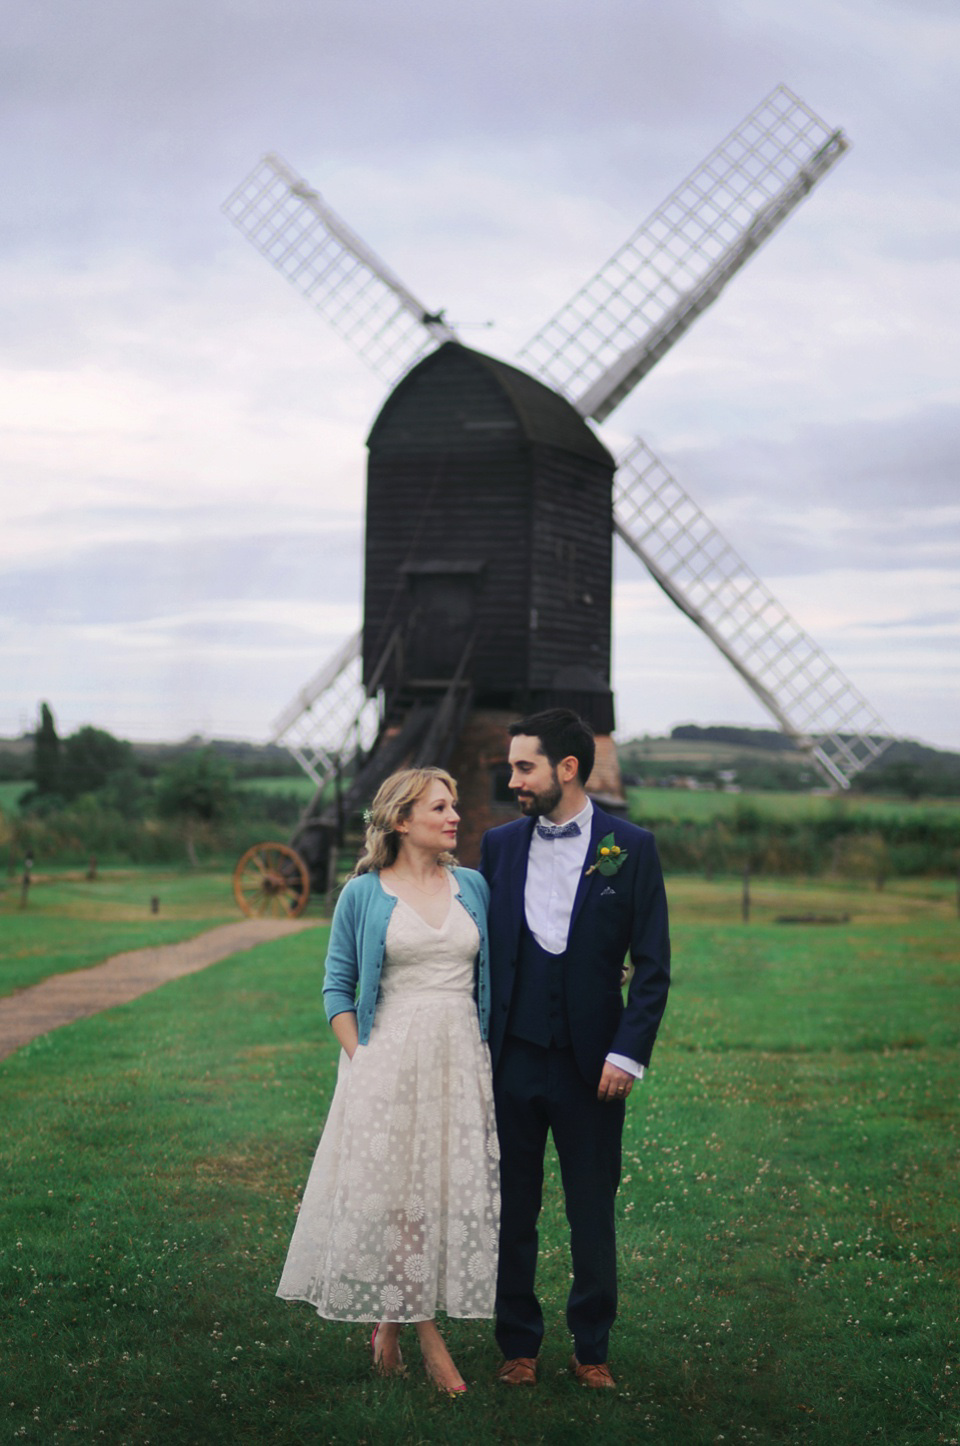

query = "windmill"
[223, 85, 892, 911]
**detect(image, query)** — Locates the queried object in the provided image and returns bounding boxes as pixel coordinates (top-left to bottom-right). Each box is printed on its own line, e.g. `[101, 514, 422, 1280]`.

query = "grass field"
[0, 869, 239, 998]
[627, 786, 960, 826]
[0, 779, 31, 814]
[1, 873, 958, 1443]
[241, 776, 317, 802]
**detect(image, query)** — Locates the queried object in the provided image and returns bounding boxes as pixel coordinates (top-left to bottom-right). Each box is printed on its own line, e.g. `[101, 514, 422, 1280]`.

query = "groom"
[479, 708, 670, 1389]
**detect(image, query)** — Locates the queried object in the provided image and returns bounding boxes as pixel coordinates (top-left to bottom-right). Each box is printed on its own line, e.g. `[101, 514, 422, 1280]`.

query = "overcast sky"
[2, 0, 958, 755]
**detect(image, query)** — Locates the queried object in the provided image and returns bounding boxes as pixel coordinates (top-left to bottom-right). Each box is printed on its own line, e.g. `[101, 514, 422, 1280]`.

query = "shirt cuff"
[606, 1052, 644, 1080]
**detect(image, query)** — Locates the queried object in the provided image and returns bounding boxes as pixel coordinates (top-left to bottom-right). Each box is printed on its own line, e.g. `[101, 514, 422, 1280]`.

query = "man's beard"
[515, 769, 563, 819]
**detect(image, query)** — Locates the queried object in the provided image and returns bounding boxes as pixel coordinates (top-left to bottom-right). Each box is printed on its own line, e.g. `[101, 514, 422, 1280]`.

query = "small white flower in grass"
[404, 1254, 428, 1283]
[381, 1284, 403, 1312]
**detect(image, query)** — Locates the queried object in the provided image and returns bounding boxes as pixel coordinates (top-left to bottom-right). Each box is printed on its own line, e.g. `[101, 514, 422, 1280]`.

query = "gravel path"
[0, 917, 319, 1062]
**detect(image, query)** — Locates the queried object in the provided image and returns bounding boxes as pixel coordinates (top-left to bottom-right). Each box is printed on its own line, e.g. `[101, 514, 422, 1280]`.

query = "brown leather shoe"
[497, 1356, 538, 1386]
[569, 1355, 616, 1388]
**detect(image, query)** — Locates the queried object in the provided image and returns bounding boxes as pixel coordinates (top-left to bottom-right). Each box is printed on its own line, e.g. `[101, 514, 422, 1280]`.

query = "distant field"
[0, 781, 30, 814]
[627, 785, 960, 825]
[242, 775, 316, 802]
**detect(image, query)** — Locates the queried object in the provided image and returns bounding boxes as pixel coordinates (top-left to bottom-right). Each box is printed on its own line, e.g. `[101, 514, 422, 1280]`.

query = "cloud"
[2, 0, 958, 754]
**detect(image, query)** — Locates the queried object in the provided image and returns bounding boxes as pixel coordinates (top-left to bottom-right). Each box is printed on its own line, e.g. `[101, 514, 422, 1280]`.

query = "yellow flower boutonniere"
[585, 832, 628, 876]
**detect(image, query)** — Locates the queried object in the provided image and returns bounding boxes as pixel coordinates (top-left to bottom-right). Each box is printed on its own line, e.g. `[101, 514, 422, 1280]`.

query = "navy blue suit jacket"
[479, 804, 671, 1087]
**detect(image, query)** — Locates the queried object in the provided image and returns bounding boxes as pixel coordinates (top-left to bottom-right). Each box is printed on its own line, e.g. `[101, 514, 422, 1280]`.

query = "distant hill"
[618, 725, 960, 796]
[670, 724, 803, 753]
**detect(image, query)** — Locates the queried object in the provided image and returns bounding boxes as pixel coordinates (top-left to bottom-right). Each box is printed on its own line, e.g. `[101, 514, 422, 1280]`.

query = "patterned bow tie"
[535, 820, 581, 840]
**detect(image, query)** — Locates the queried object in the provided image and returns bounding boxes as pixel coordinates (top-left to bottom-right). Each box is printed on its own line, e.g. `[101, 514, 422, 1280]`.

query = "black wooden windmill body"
[224, 87, 892, 913]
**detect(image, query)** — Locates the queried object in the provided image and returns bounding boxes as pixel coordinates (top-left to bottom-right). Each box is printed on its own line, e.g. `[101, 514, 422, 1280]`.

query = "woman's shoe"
[371, 1323, 405, 1376]
[423, 1358, 467, 1396]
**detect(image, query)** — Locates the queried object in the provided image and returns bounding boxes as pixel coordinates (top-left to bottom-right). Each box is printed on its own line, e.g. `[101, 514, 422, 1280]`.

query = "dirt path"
[0, 917, 320, 1062]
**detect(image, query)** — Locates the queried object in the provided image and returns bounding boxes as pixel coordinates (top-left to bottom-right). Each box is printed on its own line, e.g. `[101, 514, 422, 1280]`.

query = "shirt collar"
[542, 798, 593, 835]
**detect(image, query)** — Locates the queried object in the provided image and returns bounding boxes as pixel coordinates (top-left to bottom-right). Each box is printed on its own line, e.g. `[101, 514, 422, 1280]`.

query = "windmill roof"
[367, 342, 614, 468]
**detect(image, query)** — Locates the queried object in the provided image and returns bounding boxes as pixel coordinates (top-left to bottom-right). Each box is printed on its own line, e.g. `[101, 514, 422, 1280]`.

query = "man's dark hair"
[508, 708, 595, 785]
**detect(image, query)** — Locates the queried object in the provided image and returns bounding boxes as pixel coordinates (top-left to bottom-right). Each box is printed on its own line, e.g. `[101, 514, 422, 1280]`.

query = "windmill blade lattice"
[520, 85, 848, 423]
[270, 631, 380, 791]
[614, 440, 892, 788]
[223, 154, 458, 384]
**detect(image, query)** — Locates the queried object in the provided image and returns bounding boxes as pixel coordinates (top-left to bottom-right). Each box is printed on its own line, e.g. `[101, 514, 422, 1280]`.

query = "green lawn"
[1, 878, 958, 1443]
[0, 869, 240, 998]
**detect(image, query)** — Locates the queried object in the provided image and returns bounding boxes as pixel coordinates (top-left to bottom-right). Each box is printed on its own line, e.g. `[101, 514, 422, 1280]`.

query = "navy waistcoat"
[508, 922, 571, 1049]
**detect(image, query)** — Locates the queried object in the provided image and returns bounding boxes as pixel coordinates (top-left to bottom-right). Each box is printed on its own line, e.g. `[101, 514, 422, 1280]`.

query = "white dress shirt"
[523, 799, 643, 1081]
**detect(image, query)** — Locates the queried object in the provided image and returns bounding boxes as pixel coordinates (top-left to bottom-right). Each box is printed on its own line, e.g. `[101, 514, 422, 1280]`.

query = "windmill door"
[404, 564, 482, 680]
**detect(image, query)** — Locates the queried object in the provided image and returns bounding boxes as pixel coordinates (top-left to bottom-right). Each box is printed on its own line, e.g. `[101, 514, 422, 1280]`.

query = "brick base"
[447, 708, 626, 868]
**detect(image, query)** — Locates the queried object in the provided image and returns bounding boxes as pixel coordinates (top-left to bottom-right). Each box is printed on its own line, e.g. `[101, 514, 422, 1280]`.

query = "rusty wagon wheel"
[233, 842, 310, 919]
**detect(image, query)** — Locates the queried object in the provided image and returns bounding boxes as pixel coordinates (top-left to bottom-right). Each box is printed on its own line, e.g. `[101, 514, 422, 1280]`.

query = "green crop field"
[628, 785, 960, 826]
[1, 872, 958, 1443]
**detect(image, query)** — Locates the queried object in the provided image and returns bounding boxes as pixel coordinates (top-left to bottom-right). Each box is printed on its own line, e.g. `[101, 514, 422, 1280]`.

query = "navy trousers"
[493, 1036, 624, 1364]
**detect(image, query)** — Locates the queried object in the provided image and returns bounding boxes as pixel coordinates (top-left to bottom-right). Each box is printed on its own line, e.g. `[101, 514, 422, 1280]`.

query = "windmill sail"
[223, 154, 458, 384]
[519, 85, 848, 422]
[270, 631, 379, 790]
[614, 440, 892, 787]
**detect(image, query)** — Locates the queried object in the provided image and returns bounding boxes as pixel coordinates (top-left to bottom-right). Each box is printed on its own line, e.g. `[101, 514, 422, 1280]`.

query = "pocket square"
[601, 886, 616, 897]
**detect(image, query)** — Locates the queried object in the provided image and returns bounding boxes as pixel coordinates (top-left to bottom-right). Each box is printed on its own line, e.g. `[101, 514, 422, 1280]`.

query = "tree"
[32, 702, 61, 796]
[155, 749, 237, 864]
[60, 726, 135, 801]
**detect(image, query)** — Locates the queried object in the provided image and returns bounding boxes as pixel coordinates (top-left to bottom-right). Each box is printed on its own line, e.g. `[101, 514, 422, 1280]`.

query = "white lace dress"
[277, 874, 500, 1321]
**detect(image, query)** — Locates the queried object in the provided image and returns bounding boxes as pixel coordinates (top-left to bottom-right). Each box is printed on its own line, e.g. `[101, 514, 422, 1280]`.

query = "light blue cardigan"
[322, 867, 491, 1044]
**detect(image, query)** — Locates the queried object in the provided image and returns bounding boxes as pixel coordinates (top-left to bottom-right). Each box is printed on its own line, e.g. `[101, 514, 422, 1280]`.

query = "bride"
[277, 767, 499, 1395]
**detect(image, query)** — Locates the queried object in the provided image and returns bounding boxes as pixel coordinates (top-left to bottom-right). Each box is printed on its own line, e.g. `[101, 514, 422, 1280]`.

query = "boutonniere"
[585, 832, 628, 876]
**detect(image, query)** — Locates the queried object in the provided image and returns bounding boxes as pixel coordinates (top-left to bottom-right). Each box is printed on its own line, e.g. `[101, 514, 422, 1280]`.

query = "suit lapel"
[505, 817, 534, 957]
[568, 805, 609, 938]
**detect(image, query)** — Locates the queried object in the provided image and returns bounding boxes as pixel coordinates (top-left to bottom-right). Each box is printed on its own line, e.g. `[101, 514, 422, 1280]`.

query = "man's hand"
[597, 1061, 634, 1103]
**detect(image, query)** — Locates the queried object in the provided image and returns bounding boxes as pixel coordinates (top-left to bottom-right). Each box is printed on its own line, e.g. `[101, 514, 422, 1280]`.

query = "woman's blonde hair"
[352, 766, 459, 877]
